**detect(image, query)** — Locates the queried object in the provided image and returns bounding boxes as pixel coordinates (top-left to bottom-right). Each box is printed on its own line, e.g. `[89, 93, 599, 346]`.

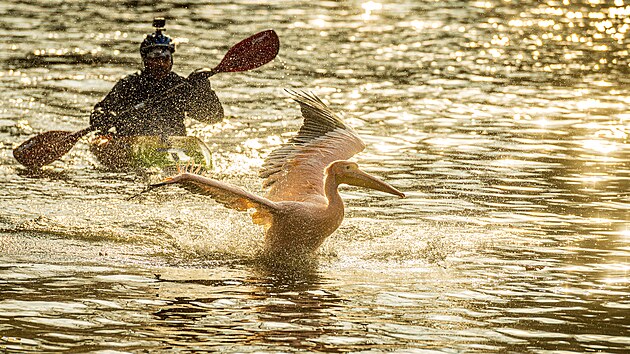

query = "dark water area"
[0, 0, 628, 352]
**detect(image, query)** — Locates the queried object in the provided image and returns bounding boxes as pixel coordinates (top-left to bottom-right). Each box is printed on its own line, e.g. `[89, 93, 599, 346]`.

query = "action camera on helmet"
[140, 17, 175, 57]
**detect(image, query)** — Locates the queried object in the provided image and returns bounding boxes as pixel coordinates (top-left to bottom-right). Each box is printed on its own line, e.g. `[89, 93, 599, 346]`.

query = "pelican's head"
[327, 160, 405, 198]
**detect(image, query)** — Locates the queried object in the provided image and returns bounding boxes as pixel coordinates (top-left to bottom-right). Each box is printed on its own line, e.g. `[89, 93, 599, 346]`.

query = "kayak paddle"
[13, 29, 280, 168]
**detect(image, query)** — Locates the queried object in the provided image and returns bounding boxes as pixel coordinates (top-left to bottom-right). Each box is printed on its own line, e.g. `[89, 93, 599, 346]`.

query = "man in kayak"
[90, 18, 224, 137]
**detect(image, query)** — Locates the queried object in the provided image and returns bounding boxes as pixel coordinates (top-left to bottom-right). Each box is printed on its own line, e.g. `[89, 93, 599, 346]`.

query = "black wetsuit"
[90, 71, 223, 136]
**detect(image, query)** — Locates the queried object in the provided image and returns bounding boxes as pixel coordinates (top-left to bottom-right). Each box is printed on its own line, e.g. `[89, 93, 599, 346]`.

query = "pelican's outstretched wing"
[150, 168, 278, 227]
[259, 90, 365, 202]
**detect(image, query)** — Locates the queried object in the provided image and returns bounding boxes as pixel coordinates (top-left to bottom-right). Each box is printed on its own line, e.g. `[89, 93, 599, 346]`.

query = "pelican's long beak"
[342, 168, 405, 198]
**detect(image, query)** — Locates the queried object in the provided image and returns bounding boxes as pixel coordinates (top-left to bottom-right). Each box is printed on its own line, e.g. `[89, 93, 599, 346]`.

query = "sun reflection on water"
[361, 1, 382, 21]
[581, 139, 619, 154]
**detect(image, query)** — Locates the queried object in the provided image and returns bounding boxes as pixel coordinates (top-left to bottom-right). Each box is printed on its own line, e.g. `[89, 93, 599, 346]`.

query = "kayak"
[89, 135, 212, 170]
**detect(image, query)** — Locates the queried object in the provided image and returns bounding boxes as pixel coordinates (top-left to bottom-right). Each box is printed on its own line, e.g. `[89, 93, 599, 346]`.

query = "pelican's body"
[262, 198, 343, 254]
[151, 90, 404, 257]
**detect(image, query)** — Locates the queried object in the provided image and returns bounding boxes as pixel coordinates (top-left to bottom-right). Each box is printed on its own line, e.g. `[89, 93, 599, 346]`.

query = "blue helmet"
[140, 18, 175, 57]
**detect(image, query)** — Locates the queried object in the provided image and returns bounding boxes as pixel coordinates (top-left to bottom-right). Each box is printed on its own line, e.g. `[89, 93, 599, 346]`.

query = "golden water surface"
[0, 0, 628, 352]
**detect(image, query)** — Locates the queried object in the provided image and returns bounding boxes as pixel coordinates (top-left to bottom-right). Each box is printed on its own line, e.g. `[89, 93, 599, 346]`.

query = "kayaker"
[90, 18, 224, 137]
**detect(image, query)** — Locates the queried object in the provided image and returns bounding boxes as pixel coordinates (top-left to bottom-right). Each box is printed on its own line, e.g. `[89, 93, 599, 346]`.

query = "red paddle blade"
[13, 128, 91, 168]
[213, 29, 280, 74]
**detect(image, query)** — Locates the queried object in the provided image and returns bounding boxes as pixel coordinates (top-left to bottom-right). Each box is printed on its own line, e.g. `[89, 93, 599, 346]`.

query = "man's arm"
[90, 79, 131, 133]
[185, 72, 225, 124]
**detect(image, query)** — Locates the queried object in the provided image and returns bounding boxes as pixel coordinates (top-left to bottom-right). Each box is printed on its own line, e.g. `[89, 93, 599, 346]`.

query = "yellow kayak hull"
[90, 135, 212, 170]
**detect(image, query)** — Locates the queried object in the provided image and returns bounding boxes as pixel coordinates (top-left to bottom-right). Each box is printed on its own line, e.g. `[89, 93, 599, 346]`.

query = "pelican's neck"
[324, 172, 343, 209]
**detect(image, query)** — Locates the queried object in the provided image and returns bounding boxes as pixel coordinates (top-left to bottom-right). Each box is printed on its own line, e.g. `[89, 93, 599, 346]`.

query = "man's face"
[144, 46, 172, 79]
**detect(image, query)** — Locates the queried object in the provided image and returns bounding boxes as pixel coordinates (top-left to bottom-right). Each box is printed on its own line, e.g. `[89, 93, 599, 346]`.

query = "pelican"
[150, 90, 405, 257]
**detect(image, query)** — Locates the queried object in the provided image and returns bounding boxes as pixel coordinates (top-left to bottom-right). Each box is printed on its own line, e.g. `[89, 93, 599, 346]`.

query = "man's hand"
[90, 107, 116, 132]
[187, 68, 214, 84]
